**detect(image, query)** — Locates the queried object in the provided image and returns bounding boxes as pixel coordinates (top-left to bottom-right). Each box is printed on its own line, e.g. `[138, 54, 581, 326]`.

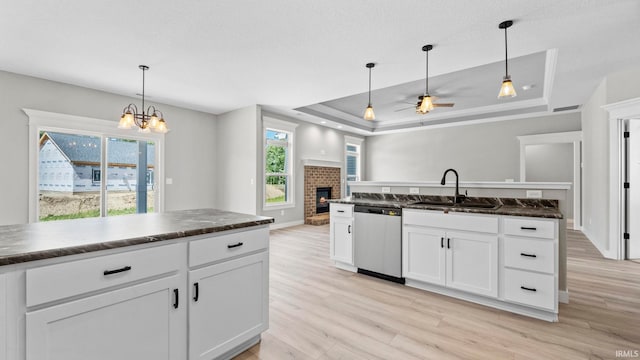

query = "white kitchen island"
[0, 209, 273, 360]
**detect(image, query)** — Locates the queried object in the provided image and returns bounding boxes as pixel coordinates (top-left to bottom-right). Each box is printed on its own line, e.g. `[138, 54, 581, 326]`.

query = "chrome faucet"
[440, 168, 466, 204]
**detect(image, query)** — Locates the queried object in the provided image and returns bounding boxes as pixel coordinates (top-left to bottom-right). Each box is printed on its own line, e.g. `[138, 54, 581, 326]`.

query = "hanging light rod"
[363, 62, 376, 121]
[498, 20, 517, 98]
[118, 65, 169, 133]
[418, 44, 434, 114]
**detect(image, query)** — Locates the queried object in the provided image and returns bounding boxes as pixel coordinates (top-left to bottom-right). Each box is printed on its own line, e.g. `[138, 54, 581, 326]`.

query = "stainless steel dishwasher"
[354, 205, 404, 284]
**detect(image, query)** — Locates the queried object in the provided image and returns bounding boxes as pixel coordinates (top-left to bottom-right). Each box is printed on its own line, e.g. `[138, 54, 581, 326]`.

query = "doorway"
[518, 131, 582, 230]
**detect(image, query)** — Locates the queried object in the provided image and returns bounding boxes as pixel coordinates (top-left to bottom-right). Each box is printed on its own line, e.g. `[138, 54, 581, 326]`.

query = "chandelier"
[117, 65, 169, 133]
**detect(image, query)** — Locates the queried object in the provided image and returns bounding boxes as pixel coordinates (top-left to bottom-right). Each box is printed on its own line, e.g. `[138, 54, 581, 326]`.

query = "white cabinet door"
[402, 226, 445, 285]
[330, 217, 354, 265]
[26, 275, 183, 360]
[446, 231, 498, 298]
[0, 274, 5, 360]
[188, 251, 268, 360]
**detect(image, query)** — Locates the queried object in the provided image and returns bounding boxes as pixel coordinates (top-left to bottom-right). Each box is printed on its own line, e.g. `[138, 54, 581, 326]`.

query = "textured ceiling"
[1, 1, 639, 134]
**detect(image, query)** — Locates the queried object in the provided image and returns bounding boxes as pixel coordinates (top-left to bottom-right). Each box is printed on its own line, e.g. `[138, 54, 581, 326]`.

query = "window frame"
[344, 135, 364, 197]
[262, 117, 297, 211]
[26, 109, 165, 223]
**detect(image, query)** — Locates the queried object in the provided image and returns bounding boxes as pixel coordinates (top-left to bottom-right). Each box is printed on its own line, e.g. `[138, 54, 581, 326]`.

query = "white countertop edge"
[348, 181, 571, 190]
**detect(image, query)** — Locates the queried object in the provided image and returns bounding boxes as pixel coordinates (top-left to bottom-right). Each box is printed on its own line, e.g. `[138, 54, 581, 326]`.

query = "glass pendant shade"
[498, 76, 517, 98]
[118, 111, 134, 129]
[364, 104, 375, 121]
[155, 119, 169, 134]
[148, 113, 159, 128]
[419, 95, 434, 113]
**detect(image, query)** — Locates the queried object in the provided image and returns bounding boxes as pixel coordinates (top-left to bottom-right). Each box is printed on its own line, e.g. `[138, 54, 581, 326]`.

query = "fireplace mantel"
[301, 159, 342, 168]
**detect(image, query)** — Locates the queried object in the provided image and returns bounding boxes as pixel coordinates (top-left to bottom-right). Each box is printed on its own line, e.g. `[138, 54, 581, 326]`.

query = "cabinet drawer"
[26, 243, 183, 307]
[504, 237, 554, 274]
[189, 227, 268, 268]
[503, 217, 556, 239]
[403, 210, 498, 234]
[330, 203, 353, 218]
[503, 268, 555, 311]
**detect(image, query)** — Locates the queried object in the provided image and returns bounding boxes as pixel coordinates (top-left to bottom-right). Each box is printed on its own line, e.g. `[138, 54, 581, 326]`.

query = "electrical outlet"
[409, 187, 420, 194]
[526, 190, 542, 198]
[381, 187, 391, 193]
[165, 178, 173, 185]
[280, 210, 284, 216]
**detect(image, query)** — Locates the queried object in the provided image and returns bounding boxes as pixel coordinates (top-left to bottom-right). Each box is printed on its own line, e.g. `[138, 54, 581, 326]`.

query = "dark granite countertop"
[330, 194, 563, 219]
[0, 208, 274, 266]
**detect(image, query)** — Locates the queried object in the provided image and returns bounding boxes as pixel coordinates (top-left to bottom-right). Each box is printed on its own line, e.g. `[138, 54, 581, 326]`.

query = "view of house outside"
[38, 132, 155, 221]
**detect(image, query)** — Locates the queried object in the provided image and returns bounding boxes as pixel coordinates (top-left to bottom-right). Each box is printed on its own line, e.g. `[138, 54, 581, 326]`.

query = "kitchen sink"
[409, 201, 500, 210]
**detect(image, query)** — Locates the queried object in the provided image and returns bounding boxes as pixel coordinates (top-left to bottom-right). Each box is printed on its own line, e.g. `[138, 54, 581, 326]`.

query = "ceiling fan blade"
[433, 103, 455, 107]
[394, 105, 416, 112]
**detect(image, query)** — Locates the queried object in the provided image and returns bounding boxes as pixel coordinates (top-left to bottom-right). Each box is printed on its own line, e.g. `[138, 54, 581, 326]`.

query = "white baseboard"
[559, 290, 569, 304]
[269, 220, 304, 230]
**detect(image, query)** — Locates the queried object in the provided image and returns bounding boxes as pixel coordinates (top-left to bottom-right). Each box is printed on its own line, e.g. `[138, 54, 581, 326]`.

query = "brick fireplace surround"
[304, 165, 341, 225]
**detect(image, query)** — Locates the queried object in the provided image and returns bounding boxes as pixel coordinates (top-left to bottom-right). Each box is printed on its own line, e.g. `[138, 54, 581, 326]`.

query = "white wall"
[215, 106, 258, 215]
[0, 70, 217, 225]
[365, 113, 582, 182]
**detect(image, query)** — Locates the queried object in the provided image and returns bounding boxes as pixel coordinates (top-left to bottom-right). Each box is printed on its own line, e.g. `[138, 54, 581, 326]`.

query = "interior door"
[628, 119, 640, 259]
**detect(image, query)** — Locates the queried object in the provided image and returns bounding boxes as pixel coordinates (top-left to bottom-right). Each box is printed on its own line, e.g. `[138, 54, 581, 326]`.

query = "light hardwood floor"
[235, 225, 640, 360]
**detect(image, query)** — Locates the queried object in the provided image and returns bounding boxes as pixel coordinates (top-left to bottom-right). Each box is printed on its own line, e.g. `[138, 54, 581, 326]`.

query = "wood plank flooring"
[235, 225, 640, 360]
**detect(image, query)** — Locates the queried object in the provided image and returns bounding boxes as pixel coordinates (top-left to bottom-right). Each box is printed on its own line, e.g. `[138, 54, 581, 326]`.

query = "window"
[345, 136, 364, 196]
[263, 117, 297, 209]
[27, 109, 165, 223]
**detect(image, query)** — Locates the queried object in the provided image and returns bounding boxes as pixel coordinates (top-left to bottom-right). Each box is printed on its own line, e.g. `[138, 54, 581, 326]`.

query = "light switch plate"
[381, 187, 391, 193]
[166, 178, 173, 185]
[526, 190, 543, 198]
[409, 187, 420, 194]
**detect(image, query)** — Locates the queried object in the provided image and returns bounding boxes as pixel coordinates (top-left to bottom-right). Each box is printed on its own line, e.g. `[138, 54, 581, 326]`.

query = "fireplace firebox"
[316, 187, 331, 214]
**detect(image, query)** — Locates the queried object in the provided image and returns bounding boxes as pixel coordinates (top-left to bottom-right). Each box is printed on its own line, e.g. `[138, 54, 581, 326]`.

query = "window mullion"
[100, 136, 108, 217]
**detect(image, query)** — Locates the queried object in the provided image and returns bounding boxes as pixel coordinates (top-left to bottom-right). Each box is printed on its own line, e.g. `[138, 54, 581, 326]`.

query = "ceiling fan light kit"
[118, 65, 169, 133]
[498, 20, 517, 98]
[363, 62, 376, 121]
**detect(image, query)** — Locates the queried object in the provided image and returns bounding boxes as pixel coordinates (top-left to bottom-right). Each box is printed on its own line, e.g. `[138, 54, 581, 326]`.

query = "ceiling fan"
[396, 44, 455, 114]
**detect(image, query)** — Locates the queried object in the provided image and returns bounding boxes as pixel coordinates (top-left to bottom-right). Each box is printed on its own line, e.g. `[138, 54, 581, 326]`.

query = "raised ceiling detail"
[295, 51, 551, 133]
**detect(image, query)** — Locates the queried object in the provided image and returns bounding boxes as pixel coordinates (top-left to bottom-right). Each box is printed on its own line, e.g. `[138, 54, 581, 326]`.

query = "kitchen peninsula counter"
[0, 208, 274, 266]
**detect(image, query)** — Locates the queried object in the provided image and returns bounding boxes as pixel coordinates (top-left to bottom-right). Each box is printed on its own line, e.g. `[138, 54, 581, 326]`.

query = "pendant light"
[363, 62, 376, 121]
[498, 20, 517, 98]
[418, 44, 435, 114]
[118, 65, 169, 133]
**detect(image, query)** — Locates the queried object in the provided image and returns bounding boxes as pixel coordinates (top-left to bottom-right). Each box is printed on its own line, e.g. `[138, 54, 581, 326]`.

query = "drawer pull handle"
[447, 238, 451, 249]
[441, 237, 444, 248]
[348, 225, 351, 234]
[520, 226, 537, 231]
[520, 286, 537, 292]
[103, 265, 132, 276]
[520, 253, 537, 258]
[227, 242, 244, 249]
[193, 282, 199, 302]
[173, 288, 179, 309]
[337, 210, 345, 213]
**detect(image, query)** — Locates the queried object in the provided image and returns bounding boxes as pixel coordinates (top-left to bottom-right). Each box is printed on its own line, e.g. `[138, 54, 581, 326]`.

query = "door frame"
[603, 97, 640, 260]
[517, 131, 582, 230]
